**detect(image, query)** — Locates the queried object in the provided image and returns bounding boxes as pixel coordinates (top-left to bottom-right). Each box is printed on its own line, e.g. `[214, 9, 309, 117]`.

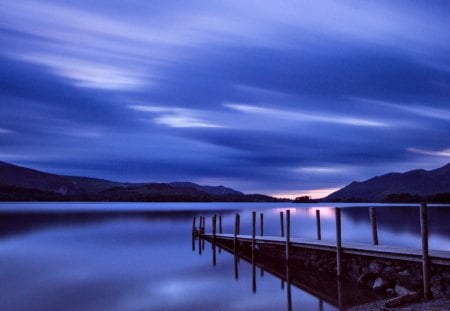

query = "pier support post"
[252, 211, 256, 252]
[260, 213, 264, 236]
[212, 214, 217, 266]
[420, 202, 430, 299]
[234, 213, 239, 249]
[316, 209, 321, 240]
[369, 207, 379, 245]
[192, 216, 196, 251]
[335, 208, 342, 278]
[286, 210, 291, 262]
[219, 215, 222, 234]
[280, 211, 285, 237]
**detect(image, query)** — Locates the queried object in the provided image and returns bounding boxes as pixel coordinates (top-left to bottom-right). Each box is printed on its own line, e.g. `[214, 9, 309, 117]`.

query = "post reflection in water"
[197, 236, 384, 311]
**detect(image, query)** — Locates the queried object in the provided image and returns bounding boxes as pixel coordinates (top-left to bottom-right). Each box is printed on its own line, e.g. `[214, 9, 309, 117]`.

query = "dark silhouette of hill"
[324, 163, 450, 202]
[0, 161, 282, 202]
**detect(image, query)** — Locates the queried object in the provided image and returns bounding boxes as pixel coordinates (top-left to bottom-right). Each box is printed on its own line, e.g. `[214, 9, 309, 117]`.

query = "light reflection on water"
[0, 203, 448, 310]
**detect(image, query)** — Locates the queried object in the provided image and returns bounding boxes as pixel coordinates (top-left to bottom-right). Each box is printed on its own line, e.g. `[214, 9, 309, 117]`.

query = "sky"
[1, 1, 450, 198]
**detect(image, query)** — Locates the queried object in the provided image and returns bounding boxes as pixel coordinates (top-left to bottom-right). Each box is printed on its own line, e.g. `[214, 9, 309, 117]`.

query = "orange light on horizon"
[271, 187, 341, 200]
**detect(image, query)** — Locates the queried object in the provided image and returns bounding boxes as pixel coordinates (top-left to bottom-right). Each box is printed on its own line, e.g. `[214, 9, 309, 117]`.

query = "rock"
[398, 268, 422, 290]
[431, 275, 444, 299]
[358, 271, 376, 285]
[373, 277, 392, 291]
[369, 261, 383, 274]
[386, 288, 395, 296]
[382, 266, 397, 281]
[395, 284, 413, 296]
[385, 291, 420, 308]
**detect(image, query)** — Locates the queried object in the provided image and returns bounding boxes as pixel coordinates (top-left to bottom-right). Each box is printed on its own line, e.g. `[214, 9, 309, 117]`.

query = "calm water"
[0, 202, 448, 311]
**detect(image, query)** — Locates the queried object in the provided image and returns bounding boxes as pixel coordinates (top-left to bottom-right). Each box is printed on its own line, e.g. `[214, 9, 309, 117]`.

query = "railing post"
[335, 208, 342, 278]
[420, 202, 430, 299]
[212, 215, 217, 266]
[316, 209, 321, 240]
[280, 211, 285, 237]
[369, 207, 379, 245]
[260, 213, 264, 236]
[286, 210, 291, 262]
[234, 213, 239, 249]
[252, 211, 256, 251]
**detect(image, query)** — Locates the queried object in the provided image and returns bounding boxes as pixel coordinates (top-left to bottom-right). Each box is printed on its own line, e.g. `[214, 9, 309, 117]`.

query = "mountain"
[0, 161, 281, 202]
[324, 163, 450, 202]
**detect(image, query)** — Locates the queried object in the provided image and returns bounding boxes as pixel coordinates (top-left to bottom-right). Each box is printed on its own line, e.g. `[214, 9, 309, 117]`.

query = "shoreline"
[350, 297, 450, 311]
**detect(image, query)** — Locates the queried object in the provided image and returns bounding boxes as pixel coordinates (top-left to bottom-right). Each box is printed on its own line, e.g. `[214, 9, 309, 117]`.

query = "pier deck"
[202, 233, 450, 266]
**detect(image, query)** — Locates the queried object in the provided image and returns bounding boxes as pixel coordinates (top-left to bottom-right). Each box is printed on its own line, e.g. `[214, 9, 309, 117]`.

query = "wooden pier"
[193, 204, 450, 302]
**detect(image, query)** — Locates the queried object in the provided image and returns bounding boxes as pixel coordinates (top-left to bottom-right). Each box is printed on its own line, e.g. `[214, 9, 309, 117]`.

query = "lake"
[0, 202, 448, 310]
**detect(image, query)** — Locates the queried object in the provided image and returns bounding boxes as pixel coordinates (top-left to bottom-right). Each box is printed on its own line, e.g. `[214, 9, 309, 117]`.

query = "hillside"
[0, 161, 280, 202]
[324, 163, 450, 202]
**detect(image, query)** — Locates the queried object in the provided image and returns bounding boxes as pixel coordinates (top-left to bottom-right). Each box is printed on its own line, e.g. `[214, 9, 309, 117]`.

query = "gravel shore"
[349, 298, 450, 311]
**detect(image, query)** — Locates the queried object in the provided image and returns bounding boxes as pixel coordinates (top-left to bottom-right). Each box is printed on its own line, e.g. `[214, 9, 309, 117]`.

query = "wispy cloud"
[0, 128, 14, 134]
[224, 103, 388, 127]
[408, 147, 450, 157]
[128, 105, 223, 128]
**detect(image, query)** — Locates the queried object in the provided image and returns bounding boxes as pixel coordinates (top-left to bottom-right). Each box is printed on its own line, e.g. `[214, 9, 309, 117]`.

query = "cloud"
[224, 103, 389, 127]
[408, 147, 450, 158]
[128, 105, 223, 128]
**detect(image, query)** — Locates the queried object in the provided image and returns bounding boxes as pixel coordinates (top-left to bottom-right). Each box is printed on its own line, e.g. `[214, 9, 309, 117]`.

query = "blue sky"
[1, 1, 450, 198]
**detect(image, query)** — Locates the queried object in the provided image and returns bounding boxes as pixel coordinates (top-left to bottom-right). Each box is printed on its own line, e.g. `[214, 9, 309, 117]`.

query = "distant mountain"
[324, 163, 450, 202]
[0, 161, 281, 202]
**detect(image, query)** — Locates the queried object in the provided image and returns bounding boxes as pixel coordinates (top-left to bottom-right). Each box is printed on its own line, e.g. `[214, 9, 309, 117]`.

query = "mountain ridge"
[0, 161, 281, 202]
[324, 163, 450, 202]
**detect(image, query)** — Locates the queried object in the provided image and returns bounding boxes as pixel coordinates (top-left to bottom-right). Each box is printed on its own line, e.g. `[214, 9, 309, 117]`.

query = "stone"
[395, 284, 413, 296]
[382, 266, 397, 281]
[385, 291, 420, 308]
[373, 277, 391, 291]
[358, 271, 376, 285]
[398, 269, 422, 290]
[386, 288, 395, 296]
[430, 275, 444, 299]
[369, 261, 383, 274]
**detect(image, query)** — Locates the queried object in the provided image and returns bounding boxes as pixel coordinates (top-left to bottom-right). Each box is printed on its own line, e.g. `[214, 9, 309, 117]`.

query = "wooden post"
[192, 216, 196, 251]
[212, 215, 217, 239]
[234, 253, 239, 280]
[420, 202, 430, 299]
[219, 215, 222, 234]
[280, 211, 285, 237]
[286, 259, 292, 311]
[286, 210, 291, 262]
[213, 215, 217, 266]
[234, 213, 239, 249]
[260, 213, 264, 236]
[335, 208, 342, 278]
[237, 213, 241, 235]
[316, 209, 321, 240]
[369, 207, 379, 245]
[202, 216, 205, 250]
[252, 211, 256, 252]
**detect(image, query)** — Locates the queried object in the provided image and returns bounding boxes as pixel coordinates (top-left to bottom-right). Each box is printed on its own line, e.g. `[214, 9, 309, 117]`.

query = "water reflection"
[196, 235, 383, 310]
[0, 203, 448, 310]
